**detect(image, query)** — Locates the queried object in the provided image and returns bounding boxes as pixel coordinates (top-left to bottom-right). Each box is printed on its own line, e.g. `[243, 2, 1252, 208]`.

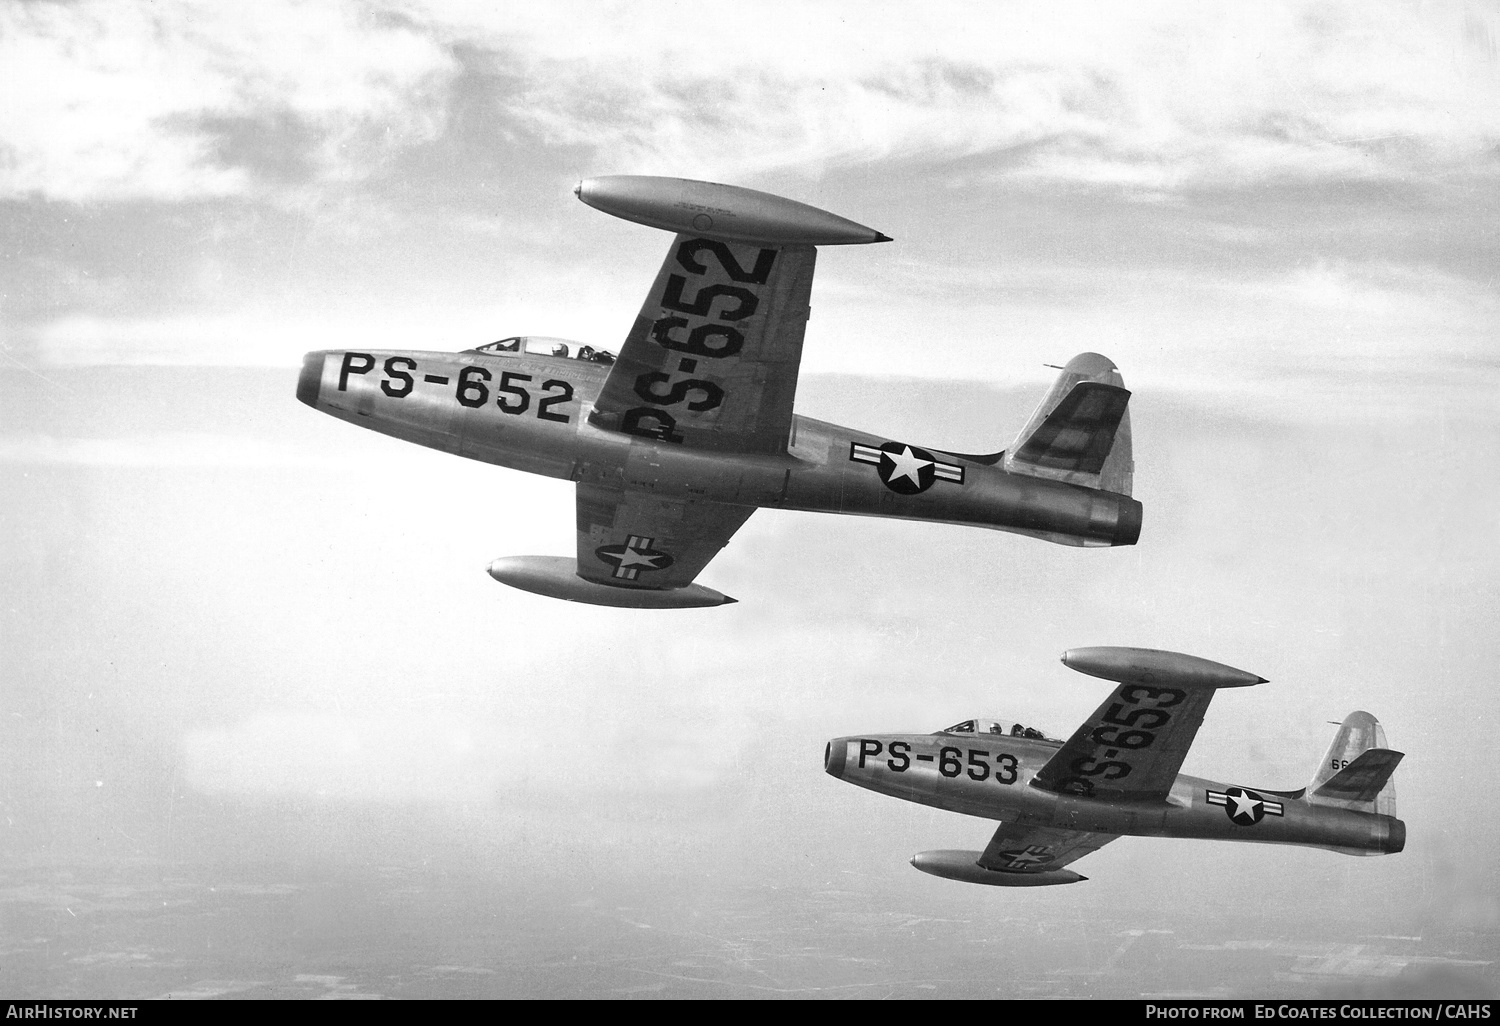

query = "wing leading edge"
[1031, 647, 1267, 803]
[589, 235, 816, 456]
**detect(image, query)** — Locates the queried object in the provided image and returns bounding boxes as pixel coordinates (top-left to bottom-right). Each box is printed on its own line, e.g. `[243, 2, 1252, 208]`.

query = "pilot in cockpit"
[550, 342, 569, 358]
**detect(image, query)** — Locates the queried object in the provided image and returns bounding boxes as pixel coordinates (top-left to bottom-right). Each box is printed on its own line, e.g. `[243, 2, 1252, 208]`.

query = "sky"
[2, 0, 1499, 1000]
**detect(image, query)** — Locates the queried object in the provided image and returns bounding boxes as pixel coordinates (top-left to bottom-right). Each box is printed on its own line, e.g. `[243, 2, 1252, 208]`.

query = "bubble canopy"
[938, 719, 1059, 742]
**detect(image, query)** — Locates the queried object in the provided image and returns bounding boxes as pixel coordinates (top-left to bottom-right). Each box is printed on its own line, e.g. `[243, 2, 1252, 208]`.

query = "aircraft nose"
[296, 352, 323, 408]
[823, 739, 846, 779]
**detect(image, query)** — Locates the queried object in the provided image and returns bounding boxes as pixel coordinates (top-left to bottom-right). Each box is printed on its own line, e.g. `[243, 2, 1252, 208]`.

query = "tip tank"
[575, 175, 891, 246]
[1060, 647, 1267, 689]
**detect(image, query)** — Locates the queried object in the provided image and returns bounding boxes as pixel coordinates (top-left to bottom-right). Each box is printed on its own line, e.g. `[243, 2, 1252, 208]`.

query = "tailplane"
[1002, 353, 1134, 495]
[1307, 711, 1402, 817]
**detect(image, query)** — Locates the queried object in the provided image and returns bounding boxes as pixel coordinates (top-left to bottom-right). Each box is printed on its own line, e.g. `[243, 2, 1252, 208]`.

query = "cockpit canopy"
[470, 336, 616, 364]
[938, 718, 1058, 742]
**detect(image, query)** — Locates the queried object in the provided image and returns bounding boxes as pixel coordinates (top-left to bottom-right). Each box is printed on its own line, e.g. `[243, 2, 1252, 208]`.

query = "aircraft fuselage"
[297, 347, 1142, 548]
[824, 731, 1404, 857]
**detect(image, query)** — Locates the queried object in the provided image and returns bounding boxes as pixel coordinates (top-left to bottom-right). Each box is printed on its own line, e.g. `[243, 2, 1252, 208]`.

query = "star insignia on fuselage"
[1206, 786, 1284, 826]
[849, 441, 965, 496]
[595, 536, 675, 581]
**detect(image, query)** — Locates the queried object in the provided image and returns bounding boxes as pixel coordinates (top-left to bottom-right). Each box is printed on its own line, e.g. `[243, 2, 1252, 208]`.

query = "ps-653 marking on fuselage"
[855, 739, 1021, 783]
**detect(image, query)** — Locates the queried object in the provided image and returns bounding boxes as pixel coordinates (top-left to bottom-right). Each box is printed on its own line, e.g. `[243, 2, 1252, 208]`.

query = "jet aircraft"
[825, 647, 1405, 885]
[297, 176, 1141, 607]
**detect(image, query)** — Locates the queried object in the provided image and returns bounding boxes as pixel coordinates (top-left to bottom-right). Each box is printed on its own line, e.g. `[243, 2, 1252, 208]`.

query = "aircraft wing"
[977, 820, 1119, 875]
[587, 235, 816, 455]
[1030, 647, 1266, 803]
[574, 482, 755, 592]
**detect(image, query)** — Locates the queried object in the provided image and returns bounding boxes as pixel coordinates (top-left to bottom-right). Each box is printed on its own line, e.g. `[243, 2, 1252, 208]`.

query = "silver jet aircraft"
[825, 647, 1405, 885]
[297, 176, 1140, 607]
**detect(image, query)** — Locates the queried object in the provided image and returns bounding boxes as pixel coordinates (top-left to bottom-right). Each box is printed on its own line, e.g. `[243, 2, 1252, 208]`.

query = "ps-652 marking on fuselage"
[298, 175, 1142, 607]
[337, 352, 578, 423]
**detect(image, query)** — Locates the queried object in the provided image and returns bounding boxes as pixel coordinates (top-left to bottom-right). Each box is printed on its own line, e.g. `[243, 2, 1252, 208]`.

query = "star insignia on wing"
[595, 536, 675, 581]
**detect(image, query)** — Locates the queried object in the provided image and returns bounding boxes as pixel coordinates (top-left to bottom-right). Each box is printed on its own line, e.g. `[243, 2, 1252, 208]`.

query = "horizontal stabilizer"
[486, 556, 736, 608]
[1313, 748, 1404, 804]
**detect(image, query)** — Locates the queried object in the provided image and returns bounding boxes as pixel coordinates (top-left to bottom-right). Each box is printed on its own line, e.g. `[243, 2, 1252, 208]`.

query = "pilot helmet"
[550, 342, 569, 357]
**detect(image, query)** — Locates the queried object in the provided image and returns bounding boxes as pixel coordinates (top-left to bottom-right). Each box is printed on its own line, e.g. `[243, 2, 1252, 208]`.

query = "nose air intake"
[296, 352, 324, 407]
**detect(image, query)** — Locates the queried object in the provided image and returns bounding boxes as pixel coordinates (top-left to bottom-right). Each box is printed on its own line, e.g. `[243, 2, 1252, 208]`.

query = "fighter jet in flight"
[825, 647, 1405, 885]
[297, 176, 1140, 607]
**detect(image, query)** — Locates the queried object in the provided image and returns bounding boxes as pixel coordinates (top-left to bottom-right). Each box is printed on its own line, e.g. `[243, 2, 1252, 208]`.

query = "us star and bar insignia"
[595, 536, 675, 581]
[991, 845, 1056, 870]
[1207, 787, 1284, 825]
[849, 442, 965, 495]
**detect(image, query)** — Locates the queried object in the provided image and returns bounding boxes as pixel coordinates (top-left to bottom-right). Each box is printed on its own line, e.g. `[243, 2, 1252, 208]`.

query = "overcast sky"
[2, 0, 1498, 998]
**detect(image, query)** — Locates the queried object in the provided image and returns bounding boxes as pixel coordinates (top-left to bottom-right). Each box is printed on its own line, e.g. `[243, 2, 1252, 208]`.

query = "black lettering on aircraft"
[662, 276, 759, 321]
[538, 380, 574, 422]
[881, 746, 1019, 785]
[498, 371, 532, 414]
[381, 357, 415, 398]
[620, 407, 685, 444]
[675, 238, 776, 284]
[939, 747, 962, 778]
[339, 352, 375, 390]
[633, 373, 725, 412]
[648, 317, 745, 360]
[858, 739, 883, 768]
[1119, 685, 1186, 707]
[1050, 685, 1190, 795]
[423, 374, 449, 385]
[456, 365, 491, 408]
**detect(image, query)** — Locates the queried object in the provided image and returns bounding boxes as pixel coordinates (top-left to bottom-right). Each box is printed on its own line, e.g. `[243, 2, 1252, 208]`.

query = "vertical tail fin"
[1307, 711, 1402, 817]
[1002, 353, 1134, 496]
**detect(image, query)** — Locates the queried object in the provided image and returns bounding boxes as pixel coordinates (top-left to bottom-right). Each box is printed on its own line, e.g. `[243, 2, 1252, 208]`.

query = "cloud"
[4, 2, 1497, 204]
[443, 0, 1500, 188]
[0, 1, 458, 201]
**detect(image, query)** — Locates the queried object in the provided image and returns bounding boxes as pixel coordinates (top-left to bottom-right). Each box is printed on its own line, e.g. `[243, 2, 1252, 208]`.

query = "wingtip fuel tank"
[1060, 647, 1266, 689]
[910, 851, 1086, 887]
[575, 175, 891, 246]
[486, 555, 736, 609]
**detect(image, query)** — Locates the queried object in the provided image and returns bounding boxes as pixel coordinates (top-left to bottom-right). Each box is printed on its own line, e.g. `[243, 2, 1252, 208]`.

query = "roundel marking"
[595, 535, 675, 582]
[1207, 786, 1285, 826]
[848, 441, 965, 496]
